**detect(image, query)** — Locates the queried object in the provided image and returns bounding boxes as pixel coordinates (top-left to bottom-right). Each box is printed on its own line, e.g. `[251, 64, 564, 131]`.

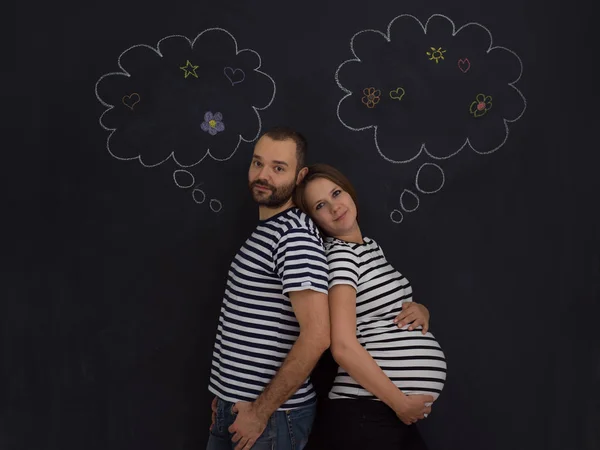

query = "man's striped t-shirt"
[209, 208, 329, 409]
[325, 236, 447, 401]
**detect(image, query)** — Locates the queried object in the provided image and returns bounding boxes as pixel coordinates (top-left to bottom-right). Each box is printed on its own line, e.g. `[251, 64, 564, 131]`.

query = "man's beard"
[249, 179, 296, 208]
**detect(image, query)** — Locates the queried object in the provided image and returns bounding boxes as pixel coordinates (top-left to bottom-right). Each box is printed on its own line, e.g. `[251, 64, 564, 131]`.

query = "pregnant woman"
[295, 164, 447, 450]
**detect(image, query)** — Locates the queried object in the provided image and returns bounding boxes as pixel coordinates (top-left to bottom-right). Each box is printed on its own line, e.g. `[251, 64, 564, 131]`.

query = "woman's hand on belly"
[394, 301, 430, 334]
[393, 393, 434, 425]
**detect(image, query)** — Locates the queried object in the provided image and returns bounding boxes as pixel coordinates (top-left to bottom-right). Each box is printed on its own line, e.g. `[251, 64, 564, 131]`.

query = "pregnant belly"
[363, 329, 447, 401]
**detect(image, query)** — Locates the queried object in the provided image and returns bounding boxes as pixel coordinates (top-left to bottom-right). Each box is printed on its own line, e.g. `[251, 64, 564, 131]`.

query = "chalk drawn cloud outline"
[95, 28, 276, 168]
[334, 14, 527, 164]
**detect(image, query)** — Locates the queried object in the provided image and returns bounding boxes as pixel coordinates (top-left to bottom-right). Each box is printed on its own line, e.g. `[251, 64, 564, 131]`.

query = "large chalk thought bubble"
[95, 28, 276, 210]
[335, 14, 526, 164]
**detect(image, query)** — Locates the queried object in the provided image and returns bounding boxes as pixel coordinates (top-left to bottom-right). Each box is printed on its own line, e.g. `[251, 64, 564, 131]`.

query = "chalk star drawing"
[180, 60, 199, 78]
[95, 28, 276, 210]
[334, 14, 526, 224]
[335, 13, 527, 164]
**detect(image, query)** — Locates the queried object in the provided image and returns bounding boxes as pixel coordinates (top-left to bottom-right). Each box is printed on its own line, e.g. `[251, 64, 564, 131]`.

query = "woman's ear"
[296, 167, 308, 185]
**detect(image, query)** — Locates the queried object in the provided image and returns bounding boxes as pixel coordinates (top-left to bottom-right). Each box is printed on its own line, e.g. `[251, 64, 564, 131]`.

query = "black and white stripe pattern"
[209, 208, 329, 409]
[326, 236, 446, 401]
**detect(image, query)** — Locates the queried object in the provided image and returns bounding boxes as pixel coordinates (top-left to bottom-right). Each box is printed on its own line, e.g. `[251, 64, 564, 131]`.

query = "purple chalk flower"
[201, 111, 225, 135]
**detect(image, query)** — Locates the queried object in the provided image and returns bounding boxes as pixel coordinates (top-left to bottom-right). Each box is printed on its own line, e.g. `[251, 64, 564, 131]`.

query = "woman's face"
[303, 177, 358, 237]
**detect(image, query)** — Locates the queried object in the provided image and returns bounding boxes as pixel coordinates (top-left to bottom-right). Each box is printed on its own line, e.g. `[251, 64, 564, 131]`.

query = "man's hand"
[228, 401, 268, 450]
[394, 302, 430, 334]
[393, 394, 433, 425]
[209, 396, 217, 431]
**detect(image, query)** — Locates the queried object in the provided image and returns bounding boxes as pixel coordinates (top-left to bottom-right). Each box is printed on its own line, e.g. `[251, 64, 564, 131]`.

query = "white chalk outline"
[400, 189, 420, 212]
[209, 199, 223, 212]
[192, 186, 206, 204]
[335, 14, 527, 164]
[224, 67, 246, 85]
[390, 209, 404, 224]
[415, 162, 445, 194]
[173, 169, 195, 188]
[95, 28, 277, 168]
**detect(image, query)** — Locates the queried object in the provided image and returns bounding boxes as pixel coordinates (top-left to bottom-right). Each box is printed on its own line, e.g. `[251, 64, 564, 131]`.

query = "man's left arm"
[255, 288, 330, 414]
[228, 289, 330, 450]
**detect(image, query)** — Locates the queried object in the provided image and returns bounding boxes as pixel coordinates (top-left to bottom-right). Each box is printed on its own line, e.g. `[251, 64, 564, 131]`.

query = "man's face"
[248, 136, 299, 208]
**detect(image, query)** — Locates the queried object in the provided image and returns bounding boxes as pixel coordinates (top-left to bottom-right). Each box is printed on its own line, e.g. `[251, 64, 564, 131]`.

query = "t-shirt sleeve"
[274, 227, 329, 295]
[327, 246, 360, 291]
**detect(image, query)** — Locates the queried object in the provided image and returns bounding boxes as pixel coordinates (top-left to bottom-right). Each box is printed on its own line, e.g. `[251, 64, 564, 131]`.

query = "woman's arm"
[329, 284, 432, 424]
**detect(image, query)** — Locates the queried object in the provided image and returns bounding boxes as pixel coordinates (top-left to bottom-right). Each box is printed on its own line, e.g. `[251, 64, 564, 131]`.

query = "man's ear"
[296, 167, 308, 185]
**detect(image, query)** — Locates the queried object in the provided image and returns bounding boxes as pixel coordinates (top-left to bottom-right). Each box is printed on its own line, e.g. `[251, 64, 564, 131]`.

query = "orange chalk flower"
[362, 87, 381, 108]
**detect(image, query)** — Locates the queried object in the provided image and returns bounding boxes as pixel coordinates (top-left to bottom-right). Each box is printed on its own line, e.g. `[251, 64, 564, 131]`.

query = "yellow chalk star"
[180, 60, 199, 79]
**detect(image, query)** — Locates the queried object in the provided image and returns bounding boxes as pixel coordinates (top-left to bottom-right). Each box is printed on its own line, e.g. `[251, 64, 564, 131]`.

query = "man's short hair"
[262, 126, 307, 170]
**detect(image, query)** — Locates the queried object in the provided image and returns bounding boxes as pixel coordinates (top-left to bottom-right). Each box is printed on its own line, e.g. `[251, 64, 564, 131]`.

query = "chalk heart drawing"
[335, 14, 527, 164]
[95, 28, 276, 170]
[390, 87, 406, 101]
[458, 58, 471, 73]
[122, 93, 140, 110]
[224, 67, 245, 85]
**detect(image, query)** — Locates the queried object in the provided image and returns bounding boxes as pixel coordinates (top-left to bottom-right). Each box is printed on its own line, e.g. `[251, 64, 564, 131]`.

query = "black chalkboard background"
[5, 0, 599, 449]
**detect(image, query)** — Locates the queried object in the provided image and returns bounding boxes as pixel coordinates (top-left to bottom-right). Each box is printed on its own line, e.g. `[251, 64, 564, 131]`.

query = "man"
[207, 127, 330, 450]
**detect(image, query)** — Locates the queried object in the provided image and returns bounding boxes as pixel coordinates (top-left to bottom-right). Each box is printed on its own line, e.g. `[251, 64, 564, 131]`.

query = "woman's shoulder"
[324, 237, 356, 253]
[324, 236, 378, 254]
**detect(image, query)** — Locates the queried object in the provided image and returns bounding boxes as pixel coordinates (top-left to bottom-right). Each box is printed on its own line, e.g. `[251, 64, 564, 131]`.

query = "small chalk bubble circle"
[210, 199, 223, 212]
[390, 209, 404, 224]
[400, 189, 420, 212]
[173, 170, 195, 189]
[192, 187, 206, 204]
[415, 163, 445, 194]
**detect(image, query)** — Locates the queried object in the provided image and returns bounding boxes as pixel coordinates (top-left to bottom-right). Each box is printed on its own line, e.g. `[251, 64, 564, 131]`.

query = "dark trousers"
[308, 398, 429, 450]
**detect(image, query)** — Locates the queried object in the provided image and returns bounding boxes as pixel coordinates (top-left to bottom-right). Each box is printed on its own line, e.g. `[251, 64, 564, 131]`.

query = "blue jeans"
[207, 398, 316, 450]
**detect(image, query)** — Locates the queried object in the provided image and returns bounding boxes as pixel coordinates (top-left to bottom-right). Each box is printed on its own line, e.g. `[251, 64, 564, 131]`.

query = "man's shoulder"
[277, 208, 321, 238]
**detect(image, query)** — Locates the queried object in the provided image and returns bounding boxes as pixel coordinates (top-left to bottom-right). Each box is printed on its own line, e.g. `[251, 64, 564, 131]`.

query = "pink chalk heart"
[458, 58, 471, 73]
[122, 93, 140, 110]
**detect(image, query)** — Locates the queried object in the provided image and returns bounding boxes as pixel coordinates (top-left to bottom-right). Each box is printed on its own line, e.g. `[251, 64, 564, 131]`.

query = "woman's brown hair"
[294, 163, 360, 221]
